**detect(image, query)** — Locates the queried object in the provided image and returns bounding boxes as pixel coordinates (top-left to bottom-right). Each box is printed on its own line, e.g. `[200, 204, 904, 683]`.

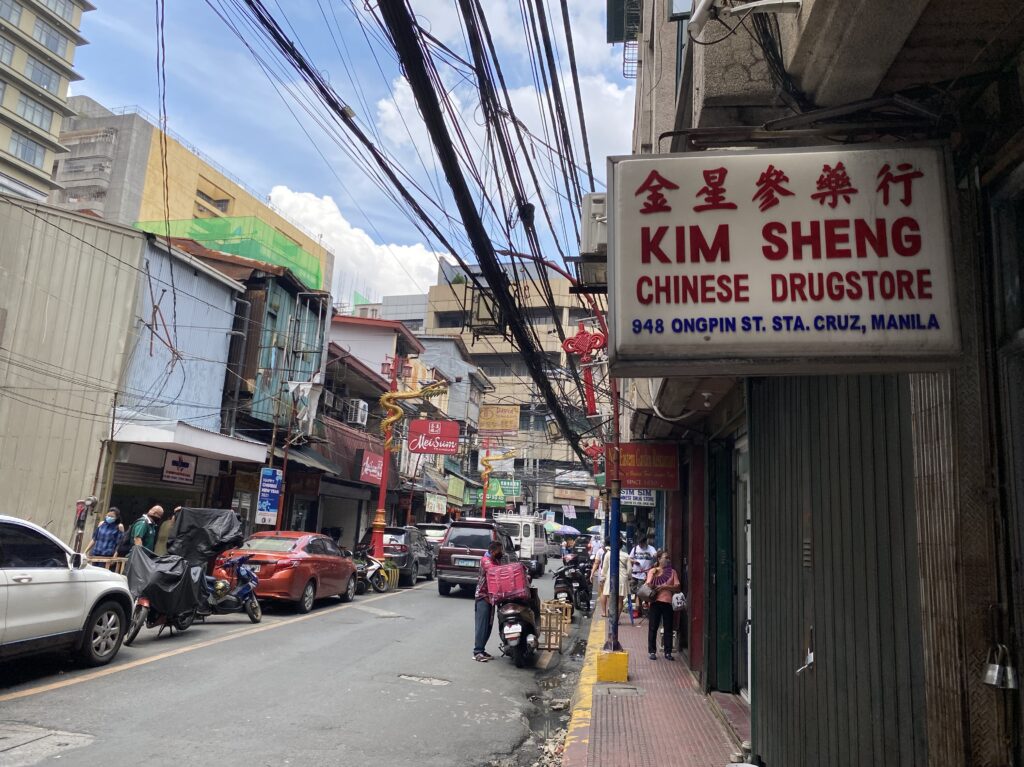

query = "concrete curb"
[561, 613, 604, 766]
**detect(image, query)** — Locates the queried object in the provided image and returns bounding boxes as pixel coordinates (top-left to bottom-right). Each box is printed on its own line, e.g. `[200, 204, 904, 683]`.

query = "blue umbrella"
[558, 524, 581, 536]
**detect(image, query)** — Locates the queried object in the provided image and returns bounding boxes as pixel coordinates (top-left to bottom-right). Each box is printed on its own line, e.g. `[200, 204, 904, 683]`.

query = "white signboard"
[621, 488, 656, 507]
[425, 492, 447, 516]
[608, 144, 960, 376]
[162, 451, 197, 485]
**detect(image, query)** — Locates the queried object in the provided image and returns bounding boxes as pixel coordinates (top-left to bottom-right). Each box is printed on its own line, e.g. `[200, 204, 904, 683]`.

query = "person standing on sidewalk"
[646, 550, 680, 661]
[601, 541, 632, 617]
[591, 543, 608, 615]
[473, 540, 508, 662]
[85, 507, 124, 565]
[130, 505, 164, 551]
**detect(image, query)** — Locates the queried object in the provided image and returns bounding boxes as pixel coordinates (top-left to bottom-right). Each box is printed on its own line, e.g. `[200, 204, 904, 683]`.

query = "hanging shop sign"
[407, 419, 461, 454]
[256, 467, 283, 526]
[621, 488, 656, 507]
[608, 144, 960, 376]
[464, 479, 522, 508]
[446, 476, 465, 506]
[477, 446, 515, 474]
[358, 450, 385, 486]
[425, 492, 447, 516]
[162, 451, 197, 485]
[478, 405, 520, 436]
[606, 443, 679, 490]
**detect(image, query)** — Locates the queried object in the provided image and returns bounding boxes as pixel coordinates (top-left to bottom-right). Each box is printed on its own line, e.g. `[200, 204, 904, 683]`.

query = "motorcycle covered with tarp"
[166, 507, 245, 567]
[123, 546, 205, 645]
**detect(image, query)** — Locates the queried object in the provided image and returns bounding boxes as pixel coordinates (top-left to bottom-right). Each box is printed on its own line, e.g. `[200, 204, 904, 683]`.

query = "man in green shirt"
[130, 505, 164, 551]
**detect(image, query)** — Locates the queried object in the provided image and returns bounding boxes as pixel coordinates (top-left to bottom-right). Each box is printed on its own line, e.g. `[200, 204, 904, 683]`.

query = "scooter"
[354, 545, 389, 593]
[497, 587, 541, 668]
[553, 560, 592, 618]
[123, 547, 203, 646]
[199, 555, 262, 623]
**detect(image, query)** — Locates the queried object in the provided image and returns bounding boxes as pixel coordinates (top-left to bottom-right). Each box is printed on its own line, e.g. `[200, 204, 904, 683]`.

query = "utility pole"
[371, 355, 402, 559]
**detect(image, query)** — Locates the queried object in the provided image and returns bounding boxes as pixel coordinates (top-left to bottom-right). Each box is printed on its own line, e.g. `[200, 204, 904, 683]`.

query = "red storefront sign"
[605, 442, 679, 490]
[407, 419, 460, 454]
[359, 451, 385, 485]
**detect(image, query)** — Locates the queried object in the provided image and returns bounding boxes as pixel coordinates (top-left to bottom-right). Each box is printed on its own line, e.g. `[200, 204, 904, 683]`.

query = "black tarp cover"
[124, 547, 203, 616]
[167, 507, 244, 566]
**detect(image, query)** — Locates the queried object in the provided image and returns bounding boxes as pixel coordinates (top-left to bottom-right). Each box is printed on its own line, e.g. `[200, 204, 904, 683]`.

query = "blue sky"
[71, 1, 634, 300]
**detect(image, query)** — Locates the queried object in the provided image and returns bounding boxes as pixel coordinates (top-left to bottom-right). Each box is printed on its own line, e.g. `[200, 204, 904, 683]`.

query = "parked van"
[494, 514, 548, 577]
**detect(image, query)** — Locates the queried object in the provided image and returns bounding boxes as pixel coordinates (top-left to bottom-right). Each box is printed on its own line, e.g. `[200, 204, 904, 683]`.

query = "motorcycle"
[354, 545, 389, 593]
[200, 555, 262, 623]
[553, 559, 592, 619]
[123, 546, 204, 645]
[497, 586, 541, 668]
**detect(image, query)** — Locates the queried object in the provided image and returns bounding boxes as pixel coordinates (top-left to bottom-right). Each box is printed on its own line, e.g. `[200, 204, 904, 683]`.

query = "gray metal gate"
[749, 375, 926, 766]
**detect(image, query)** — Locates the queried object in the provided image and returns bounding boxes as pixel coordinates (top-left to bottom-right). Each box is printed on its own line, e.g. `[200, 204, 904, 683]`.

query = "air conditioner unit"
[580, 193, 607, 255]
[345, 398, 369, 427]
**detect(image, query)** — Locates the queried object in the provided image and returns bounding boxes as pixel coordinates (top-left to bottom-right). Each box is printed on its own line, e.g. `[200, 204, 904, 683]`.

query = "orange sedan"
[213, 531, 357, 613]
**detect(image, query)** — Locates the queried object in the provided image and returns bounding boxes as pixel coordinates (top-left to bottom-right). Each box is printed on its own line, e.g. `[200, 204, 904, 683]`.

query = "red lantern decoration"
[562, 322, 607, 416]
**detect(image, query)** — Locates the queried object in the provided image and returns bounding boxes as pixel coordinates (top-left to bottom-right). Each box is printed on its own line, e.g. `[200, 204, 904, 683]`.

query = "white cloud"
[269, 186, 450, 302]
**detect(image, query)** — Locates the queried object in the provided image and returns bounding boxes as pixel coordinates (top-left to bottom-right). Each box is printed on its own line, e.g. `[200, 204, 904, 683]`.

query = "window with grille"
[0, 0, 21, 25]
[16, 93, 52, 131]
[9, 131, 45, 168]
[32, 18, 70, 58]
[40, 0, 73, 22]
[0, 36, 14, 66]
[25, 57, 59, 92]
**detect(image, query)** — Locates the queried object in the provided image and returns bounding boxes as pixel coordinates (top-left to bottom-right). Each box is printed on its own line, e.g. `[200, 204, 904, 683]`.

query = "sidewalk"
[562, 612, 739, 767]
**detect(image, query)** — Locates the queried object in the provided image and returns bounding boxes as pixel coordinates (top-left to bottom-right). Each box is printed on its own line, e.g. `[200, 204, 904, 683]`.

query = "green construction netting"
[135, 216, 324, 290]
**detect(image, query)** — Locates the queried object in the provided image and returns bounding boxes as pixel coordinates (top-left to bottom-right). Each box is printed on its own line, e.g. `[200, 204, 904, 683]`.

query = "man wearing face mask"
[85, 507, 125, 566]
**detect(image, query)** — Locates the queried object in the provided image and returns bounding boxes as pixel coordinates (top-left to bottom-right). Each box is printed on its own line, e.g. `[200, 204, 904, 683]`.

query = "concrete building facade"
[50, 96, 334, 291]
[0, 0, 92, 200]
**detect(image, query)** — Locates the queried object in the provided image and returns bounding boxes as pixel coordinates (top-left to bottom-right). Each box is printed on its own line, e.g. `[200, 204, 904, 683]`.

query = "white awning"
[112, 421, 267, 463]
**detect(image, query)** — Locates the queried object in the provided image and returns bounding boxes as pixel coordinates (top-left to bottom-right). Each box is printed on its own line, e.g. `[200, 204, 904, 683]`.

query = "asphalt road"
[0, 571, 581, 767]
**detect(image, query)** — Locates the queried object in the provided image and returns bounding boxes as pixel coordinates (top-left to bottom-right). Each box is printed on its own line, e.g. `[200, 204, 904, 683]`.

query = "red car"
[213, 532, 357, 613]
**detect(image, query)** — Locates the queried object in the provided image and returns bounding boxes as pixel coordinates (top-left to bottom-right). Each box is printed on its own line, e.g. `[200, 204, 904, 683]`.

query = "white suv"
[0, 515, 133, 666]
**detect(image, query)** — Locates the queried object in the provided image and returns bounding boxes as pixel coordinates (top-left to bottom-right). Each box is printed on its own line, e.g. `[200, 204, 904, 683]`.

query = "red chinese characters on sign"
[605, 442, 679, 490]
[635, 170, 679, 214]
[693, 167, 737, 212]
[876, 162, 923, 206]
[583, 441, 604, 463]
[359, 451, 385, 485]
[407, 419, 460, 455]
[811, 162, 858, 208]
[752, 164, 794, 212]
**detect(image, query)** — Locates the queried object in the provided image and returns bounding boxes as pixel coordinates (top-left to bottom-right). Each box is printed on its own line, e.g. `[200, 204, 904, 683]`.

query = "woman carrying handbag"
[645, 550, 680, 661]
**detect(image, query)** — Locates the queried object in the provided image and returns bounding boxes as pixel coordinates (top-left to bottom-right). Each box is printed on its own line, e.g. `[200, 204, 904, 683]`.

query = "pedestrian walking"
[601, 542, 632, 617]
[129, 505, 164, 551]
[473, 540, 508, 662]
[630, 535, 658, 590]
[645, 550, 680, 661]
[85, 507, 124, 564]
[591, 543, 608, 615]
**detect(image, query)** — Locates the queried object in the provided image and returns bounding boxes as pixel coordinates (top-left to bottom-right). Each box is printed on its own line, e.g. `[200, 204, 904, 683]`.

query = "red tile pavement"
[564, 620, 738, 767]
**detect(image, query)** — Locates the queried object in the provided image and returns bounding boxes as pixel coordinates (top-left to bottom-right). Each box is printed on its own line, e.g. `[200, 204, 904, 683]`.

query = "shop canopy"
[113, 420, 267, 463]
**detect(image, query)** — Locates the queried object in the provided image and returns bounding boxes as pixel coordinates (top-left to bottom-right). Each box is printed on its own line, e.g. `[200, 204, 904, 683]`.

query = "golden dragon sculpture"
[480, 449, 516, 492]
[380, 381, 449, 451]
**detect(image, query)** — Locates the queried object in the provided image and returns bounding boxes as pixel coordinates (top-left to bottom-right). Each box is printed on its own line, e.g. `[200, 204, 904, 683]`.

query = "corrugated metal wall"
[119, 240, 239, 431]
[0, 198, 143, 541]
[750, 375, 926, 767]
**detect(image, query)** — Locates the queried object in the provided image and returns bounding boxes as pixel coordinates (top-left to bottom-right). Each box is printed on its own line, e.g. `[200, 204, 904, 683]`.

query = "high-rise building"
[50, 95, 334, 291]
[0, 0, 92, 200]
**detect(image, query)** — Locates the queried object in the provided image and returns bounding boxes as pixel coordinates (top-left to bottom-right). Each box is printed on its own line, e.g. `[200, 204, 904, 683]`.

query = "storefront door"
[734, 435, 751, 702]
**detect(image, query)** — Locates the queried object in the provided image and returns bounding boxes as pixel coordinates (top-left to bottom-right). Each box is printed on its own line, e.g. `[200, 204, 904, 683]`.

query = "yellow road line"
[563, 612, 605, 753]
[0, 584, 424, 704]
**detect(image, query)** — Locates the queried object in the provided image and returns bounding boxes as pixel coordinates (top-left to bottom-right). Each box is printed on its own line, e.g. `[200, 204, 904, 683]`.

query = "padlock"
[983, 645, 1018, 688]
[999, 645, 1018, 690]
[983, 646, 1003, 687]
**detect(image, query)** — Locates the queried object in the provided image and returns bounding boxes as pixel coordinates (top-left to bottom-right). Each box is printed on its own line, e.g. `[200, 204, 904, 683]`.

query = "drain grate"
[593, 684, 643, 697]
[398, 673, 450, 686]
